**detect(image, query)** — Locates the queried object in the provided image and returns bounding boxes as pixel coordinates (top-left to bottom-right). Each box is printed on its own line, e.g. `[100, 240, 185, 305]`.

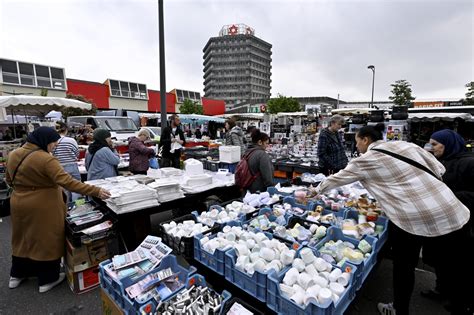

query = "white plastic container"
[219, 145, 241, 163]
[184, 158, 204, 176]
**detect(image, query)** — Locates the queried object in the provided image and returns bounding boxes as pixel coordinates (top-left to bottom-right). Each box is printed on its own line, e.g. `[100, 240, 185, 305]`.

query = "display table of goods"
[99, 182, 389, 314]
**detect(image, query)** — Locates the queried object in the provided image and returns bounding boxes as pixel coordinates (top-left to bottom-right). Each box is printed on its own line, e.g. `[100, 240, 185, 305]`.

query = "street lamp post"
[367, 65, 375, 109]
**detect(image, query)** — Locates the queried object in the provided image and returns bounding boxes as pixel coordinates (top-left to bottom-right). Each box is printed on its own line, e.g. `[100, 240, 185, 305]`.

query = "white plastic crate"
[219, 146, 241, 163]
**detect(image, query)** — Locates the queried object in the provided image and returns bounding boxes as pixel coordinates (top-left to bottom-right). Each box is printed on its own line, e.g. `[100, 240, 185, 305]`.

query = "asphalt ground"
[0, 213, 449, 315]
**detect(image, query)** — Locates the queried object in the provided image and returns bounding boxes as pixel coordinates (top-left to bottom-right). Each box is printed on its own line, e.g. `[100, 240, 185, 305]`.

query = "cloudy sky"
[1, 0, 472, 102]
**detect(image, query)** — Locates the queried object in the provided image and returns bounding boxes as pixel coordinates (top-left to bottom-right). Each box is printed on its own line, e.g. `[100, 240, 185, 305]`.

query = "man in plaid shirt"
[317, 114, 348, 175]
[318, 124, 471, 315]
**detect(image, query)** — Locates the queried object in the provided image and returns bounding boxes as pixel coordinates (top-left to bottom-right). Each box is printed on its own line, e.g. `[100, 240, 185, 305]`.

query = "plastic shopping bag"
[149, 157, 159, 169]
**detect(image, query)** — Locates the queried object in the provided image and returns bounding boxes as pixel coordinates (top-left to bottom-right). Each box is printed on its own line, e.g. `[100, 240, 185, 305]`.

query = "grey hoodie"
[225, 126, 246, 157]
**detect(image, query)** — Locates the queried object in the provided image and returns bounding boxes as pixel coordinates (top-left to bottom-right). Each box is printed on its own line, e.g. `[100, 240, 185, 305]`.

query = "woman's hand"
[98, 188, 111, 200]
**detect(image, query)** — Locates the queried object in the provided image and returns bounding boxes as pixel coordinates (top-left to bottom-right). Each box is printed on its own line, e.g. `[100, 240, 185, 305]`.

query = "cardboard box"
[65, 264, 100, 294]
[100, 289, 124, 315]
[65, 237, 117, 272]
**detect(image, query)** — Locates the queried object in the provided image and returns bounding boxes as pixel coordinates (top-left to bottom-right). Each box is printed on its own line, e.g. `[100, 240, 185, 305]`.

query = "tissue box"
[219, 146, 241, 163]
[184, 159, 204, 176]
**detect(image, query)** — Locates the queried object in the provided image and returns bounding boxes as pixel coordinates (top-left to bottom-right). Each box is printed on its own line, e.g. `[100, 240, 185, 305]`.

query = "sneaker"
[8, 277, 24, 289]
[38, 272, 65, 293]
[378, 302, 397, 315]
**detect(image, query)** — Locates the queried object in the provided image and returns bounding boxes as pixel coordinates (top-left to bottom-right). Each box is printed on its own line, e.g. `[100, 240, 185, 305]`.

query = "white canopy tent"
[408, 112, 472, 122]
[0, 95, 92, 138]
[0, 95, 91, 120]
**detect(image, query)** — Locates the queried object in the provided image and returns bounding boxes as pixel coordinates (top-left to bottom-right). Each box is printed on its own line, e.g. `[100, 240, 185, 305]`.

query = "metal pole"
[370, 68, 375, 109]
[337, 94, 340, 109]
[11, 109, 17, 139]
[158, 0, 167, 132]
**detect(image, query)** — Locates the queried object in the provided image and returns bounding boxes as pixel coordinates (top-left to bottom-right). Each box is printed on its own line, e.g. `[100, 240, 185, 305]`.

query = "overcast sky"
[1, 0, 472, 102]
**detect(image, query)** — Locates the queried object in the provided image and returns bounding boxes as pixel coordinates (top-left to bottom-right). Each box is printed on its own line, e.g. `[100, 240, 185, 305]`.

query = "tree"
[462, 81, 474, 105]
[266, 95, 301, 114]
[389, 80, 415, 106]
[179, 99, 204, 114]
[61, 93, 97, 119]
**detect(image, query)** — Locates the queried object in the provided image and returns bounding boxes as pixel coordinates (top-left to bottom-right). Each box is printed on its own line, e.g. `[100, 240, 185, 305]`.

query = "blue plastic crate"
[219, 162, 238, 173]
[194, 221, 243, 276]
[224, 248, 272, 302]
[313, 226, 378, 291]
[113, 255, 197, 314]
[139, 274, 232, 315]
[242, 207, 292, 234]
[224, 233, 298, 303]
[282, 196, 317, 216]
[343, 209, 389, 253]
[267, 257, 357, 315]
[193, 205, 249, 229]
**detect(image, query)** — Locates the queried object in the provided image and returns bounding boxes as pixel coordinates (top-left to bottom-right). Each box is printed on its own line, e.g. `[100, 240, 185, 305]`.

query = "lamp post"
[158, 0, 167, 132]
[367, 65, 375, 109]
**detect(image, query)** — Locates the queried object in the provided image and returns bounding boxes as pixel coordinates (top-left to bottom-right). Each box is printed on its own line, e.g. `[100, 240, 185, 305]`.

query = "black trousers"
[161, 156, 180, 169]
[391, 223, 471, 315]
[10, 256, 60, 286]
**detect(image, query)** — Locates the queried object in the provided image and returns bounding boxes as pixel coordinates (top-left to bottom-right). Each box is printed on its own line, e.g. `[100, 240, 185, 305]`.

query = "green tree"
[61, 93, 97, 119]
[266, 95, 301, 114]
[179, 99, 204, 114]
[462, 81, 474, 105]
[389, 80, 415, 106]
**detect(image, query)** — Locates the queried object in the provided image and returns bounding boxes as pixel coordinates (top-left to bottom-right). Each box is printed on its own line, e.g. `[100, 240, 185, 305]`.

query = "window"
[35, 65, 51, 87]
[1, 60, 19, 84]
[138, 84, 147, 98]
[110, 80, 121, 96]
[18, 62, 34, 86]
[50, 67, 65, 89]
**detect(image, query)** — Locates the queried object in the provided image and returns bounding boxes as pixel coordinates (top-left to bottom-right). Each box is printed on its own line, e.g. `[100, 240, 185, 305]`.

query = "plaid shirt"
[317, 128, 348, 171]
[319, 140, 470, 237]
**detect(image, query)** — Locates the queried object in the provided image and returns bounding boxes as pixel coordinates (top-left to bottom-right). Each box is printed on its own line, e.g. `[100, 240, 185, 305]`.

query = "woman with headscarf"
[421, 129, 474, 304]
[85, 129, 120, 180]
[6, 127, 110, 293]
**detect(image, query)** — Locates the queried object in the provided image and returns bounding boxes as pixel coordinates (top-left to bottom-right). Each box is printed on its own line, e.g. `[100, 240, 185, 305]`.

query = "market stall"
[94, 177, 388, 315]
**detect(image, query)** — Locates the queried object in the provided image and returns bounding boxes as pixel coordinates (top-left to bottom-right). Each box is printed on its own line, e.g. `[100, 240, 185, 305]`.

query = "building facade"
[203, 24, 272, 110]
[1, 58, 225, 115]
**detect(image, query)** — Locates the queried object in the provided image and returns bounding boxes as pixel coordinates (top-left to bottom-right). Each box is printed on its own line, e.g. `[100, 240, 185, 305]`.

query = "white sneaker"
[378, 302, 397, 315]
[8, 277, 24, 289]
[38, 272, 65, 293]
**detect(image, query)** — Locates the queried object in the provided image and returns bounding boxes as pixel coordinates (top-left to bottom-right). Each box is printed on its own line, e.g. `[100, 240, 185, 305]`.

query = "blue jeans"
[62, 163, 81, 203]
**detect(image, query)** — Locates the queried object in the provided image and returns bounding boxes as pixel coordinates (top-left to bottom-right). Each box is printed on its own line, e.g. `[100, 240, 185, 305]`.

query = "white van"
[67, 116, 139, 141]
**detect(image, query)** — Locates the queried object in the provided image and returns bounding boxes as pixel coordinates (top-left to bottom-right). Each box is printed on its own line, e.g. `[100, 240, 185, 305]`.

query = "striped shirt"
[53, 136, 79, 165]
[319, 140, 470, 237]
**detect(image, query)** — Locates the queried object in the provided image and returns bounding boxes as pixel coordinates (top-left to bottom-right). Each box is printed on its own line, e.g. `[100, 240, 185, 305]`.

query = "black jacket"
[160, 126, 186, 158]
[442, 152, 474, 213]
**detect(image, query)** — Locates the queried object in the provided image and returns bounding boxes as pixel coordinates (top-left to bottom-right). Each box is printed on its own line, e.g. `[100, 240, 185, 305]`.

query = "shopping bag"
[149, 157, 159, 169]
